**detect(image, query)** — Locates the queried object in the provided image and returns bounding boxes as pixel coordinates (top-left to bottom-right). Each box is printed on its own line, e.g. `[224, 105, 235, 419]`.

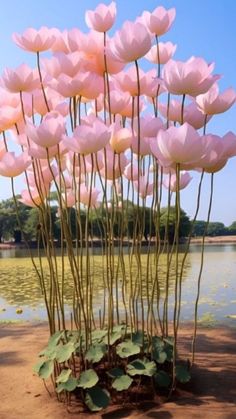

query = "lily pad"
[104, 331, 122, 345]
[85, 386, 110, 412]
[116, 340, 140, 358]
[56, 368, 72, 384]
[85, 344, 106, 363]
[56, 376, 78, 393]
[33, 359, 54, 380]
[107, 368, 124, 378]
[56, 342, 75, 363]
[77, 369, 99, 389]
[47, 331, 65, 348]
[131, 331, 145, 347]
[175, 365, 191, 383]
[112, 375, 133, 391]
[226, 314, 236, 319]
[152, 349, 167, 364]
[91, 329, 108, 342]
[127, 359, 156, 377]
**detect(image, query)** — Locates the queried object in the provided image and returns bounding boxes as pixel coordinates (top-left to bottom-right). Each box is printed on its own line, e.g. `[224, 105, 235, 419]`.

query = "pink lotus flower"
[42, 52, 83, 78]
[196, 83, 236, 115]
[222, 132, 236, 158]
[151, 123, 205, 167]
[2, 64, 39, 93]
[85, 2, 116, 32]
[145, 42, 177, 64]
[0, 105, 22, 132]
[111, 21, 152, 62]
[51, 71, 103, 99]
[100, 148, 127, 180]
[163, 57, 220, 96]
[142, 6, 176, 36]
[63, 118, 111, 155]
[50, 28, 69, 53]
[118, 97, 145, 118]
[159, 99, 182, 123]
[124, 162, 140, 181]
[103, 90, 130, 115]
[133, 176, 153, 199]
[12, 27, 55, 52]
[26, 111, 65, 148]
[79, 184, 100, 208]
[114, 66, 156, 96]
[62, 189, 77, 208]
[133, 115, 163, 138]
[131, 136, 152, 156]
[198, 135, 228, 173]
[20, 188, 46, 207]
[110, 122, 132, 153]
[163, 171, 192, 192]
[184, 101, 212, 129]
[0, 151, 30, 177]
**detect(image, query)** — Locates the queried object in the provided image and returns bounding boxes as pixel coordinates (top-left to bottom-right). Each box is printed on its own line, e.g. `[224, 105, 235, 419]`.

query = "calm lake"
[0, 244, 236, 326]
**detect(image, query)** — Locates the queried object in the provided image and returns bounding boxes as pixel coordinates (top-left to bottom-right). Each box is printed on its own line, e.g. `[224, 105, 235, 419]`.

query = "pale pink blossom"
[141, 6, 176, 36]
[163, 57, 220, 96]
[85, 2, 116, 32]
[12, 27, 55, 52]
[111, 21, 152, 62]
[2, 64, 39, 93]
[163, 170, 192, 192]
[196, 83, 236, 115]
[79, 184, 100, 207]
[145, 42, 177, 64]
[0, 151, 30, 177]
[26, 111, 65, 148]
[133, 176, 153, 198]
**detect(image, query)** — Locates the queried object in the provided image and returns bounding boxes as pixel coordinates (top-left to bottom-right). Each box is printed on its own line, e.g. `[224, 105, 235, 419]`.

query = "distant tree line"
[0, 196, 235, 244]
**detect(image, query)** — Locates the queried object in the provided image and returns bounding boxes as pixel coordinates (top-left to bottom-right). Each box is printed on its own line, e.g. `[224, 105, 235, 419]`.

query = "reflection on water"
[0, 244, 236, 324]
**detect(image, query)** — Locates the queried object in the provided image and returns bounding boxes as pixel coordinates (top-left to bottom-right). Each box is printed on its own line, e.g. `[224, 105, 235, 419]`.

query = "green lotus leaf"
[77, 369, 99, 389]
[152, 336, 165, 351]
[127, 358, 156, 377]
[107, 367, 124, 378]
[116, 340, 140, 358]
[56, 368, 72, 384]
[152, 349, 167, 364]
[154, 371, 171, 387]
[112, 374, 133, 391]
[47, 331, 65, 348]
[175, 365, 191, 383]
[131, 331, 145, 347]
[56, 376, 78, 393]
[85, 386, 110, 412]
[85, 344, 106, 363]
[112, 375, 133, 391]
[91, 329, 108, 342]
[56, 342, 75, 363]
[104, 331, 122, 345]
[33, 359, 54, 380]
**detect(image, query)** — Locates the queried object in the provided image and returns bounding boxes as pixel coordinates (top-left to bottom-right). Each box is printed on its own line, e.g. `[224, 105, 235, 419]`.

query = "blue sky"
[0, 0, 235, 225]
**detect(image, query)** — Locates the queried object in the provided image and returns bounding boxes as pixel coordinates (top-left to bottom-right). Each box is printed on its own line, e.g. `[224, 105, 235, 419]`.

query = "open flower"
[196, 83, 236, 115]
[163, 170, 192, 192]
[163, 57, 220, 96]
[133, 176, 153, 199]
[85, 2, 116, 32]
[0, 151, 30, 177]
[141, 6, 176, 36]
[63, 118, 111, 155]
[26, 111, 65, 148]
[2, 64, 39, 93]
[145, 42, 177, 65]
[12, 27, 55, 52]
[111, 21, 152, 62]
[79, 184, 100, 208]
[151, 123, 205, 167]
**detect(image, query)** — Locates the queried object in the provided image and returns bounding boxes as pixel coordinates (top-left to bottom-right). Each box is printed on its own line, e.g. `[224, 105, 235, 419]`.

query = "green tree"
[159, 206, 191, 243]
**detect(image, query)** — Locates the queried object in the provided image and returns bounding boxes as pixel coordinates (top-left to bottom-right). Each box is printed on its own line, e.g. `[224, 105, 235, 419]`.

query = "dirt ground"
[0, 322, 236, 419]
